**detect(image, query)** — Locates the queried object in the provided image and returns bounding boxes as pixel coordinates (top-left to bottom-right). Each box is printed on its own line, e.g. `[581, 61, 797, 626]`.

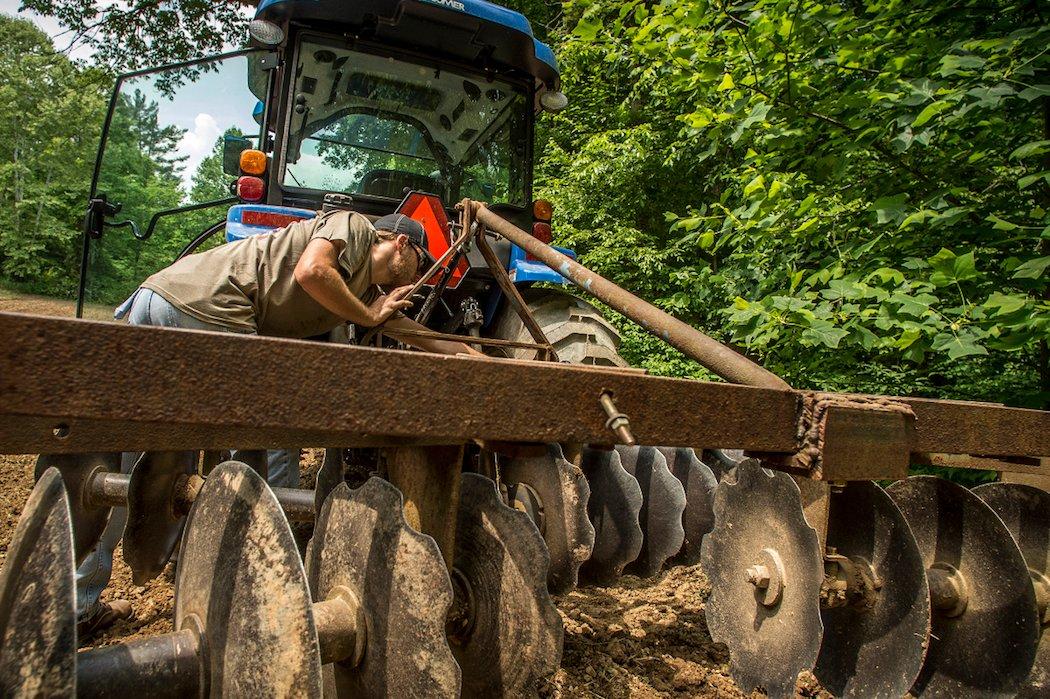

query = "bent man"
[77, 210, 479, 637]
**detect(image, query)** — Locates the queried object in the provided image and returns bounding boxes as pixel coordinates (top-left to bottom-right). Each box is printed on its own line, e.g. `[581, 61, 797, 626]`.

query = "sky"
[3, 1, 258, 191]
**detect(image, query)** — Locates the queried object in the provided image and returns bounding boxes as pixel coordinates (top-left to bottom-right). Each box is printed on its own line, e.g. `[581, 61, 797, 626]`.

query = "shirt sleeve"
[310, 211, 375, 277]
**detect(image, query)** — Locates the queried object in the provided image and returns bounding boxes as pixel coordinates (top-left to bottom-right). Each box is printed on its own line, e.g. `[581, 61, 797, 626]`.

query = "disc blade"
[656, 447, 717, 564]
[702, 449, 744, 481]
[887, 476, 1039, 697]
[500, 443, 595, 594]
[123, 450, 198, 585]
[34, 453, 120, 565]
[615, 446, 686, 577]
[315, 448, 344, 516]
[814, 480, 930, 698]
[452, 473, 563, 698]
[0, 468, 76, 697]
[307, 478, 460, 697]
[578, 447, 643, 584]
[700, 459, 823, 698]
[175, 462, 322, 696]
[973, 482, 1049, 698]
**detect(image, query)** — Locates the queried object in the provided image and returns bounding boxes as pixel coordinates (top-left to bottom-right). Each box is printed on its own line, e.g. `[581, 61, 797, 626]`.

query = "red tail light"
[236, 176, 265, 203]
[531, 222, 552, 244]
[526, 222, 553, 261]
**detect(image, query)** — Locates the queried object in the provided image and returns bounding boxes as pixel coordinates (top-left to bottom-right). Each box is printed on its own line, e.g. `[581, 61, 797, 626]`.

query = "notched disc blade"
[35, 452, 120, 565]
[176, 462, 322, 697]
[123, 450, 198, 585]
[814, 480, 930, 698]
[0, 468, 76, 697]
[702, 449, 744, 482]
[887, 476, 1039, 698]
[973, 482, 1049, 698]
[501, 443, 595, 594]
[453, 473, 563, 698]
[616, 446, 686, 577]
[700, 459, 823, 698]
[579, 447, 642, 584]
[307, 478, 460, 698]
[657, 447, 716, 565]
[315, 448, 344, 516]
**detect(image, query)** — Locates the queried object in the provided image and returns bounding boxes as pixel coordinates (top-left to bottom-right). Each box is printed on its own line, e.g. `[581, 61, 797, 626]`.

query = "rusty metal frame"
[1, 313, 1046, 480]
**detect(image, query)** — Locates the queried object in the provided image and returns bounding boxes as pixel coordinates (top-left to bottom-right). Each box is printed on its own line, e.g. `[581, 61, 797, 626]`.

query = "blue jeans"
[75, 288, 300, 615]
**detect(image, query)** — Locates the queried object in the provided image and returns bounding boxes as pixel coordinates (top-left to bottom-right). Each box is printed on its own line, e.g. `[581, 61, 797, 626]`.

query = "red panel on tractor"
[396, 192, 469, 289]
[241, 210, 309, 229]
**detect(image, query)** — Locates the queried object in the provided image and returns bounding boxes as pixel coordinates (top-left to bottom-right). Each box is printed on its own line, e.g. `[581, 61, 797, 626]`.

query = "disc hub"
[746, 548, 785, 607]
[927, 562, 970, 618]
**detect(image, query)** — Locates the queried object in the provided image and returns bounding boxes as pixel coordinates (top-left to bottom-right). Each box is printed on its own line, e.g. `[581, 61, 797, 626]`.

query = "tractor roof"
[255, 0, 559, 91]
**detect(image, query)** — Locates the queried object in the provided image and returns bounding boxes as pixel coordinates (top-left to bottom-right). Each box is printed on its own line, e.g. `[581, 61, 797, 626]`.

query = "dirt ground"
[0, 291, 828, 697]
[0, 288, 114, 321]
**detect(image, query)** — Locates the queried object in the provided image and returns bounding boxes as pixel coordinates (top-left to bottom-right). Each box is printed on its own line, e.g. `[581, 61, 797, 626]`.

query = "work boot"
[77, 599, 133, 640]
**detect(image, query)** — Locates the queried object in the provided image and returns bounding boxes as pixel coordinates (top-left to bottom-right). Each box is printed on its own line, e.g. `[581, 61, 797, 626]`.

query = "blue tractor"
[78, 0, 627, 368]
[70, 3, 716, 693]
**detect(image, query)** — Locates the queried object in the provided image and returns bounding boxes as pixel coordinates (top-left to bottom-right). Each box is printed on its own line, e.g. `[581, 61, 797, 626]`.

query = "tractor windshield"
[283, 37, 529, 206]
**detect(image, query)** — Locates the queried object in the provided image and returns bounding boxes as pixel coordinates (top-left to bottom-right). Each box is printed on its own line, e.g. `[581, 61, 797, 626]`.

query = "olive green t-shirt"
[141, 210, 379, 338]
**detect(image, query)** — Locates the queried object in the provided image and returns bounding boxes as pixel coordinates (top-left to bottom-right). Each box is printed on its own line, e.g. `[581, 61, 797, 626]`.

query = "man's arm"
[384, 315, 484, 356]
[294, 238, 410, 327]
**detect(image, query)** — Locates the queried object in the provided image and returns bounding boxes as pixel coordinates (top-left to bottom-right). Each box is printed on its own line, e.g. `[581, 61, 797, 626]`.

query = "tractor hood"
[255, 0, 560, 92]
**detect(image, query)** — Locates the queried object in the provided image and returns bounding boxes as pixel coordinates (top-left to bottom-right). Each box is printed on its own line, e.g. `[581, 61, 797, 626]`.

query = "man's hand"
[369, 285, 414, 325]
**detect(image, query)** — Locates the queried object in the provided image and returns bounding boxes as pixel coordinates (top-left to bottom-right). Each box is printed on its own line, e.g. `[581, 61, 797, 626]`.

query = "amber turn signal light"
[532, 199, 553, 222]
[239, 149, 267, 176]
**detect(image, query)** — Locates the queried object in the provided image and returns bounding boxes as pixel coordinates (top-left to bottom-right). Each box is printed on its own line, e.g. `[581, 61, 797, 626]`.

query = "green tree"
[540, 0, 1049, 407]
[0, 14, 108, 297]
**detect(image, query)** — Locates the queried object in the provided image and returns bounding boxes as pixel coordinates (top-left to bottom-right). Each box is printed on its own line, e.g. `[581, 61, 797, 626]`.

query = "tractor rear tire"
[490, 288, 627, 366]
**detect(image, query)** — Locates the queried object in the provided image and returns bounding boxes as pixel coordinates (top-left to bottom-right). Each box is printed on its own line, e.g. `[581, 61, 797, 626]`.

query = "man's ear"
[395, 233, 410, 250]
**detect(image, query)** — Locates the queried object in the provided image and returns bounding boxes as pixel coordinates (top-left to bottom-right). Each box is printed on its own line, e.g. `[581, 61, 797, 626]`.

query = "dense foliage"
[536, 0, 1048, 406]
[5, 2, 1048, 409]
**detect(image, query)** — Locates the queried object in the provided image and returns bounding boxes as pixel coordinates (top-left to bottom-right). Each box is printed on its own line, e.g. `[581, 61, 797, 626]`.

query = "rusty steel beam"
[0, 313, 799, 455]
[474, 204, 792, 391]
[1, 313, 1048, 470]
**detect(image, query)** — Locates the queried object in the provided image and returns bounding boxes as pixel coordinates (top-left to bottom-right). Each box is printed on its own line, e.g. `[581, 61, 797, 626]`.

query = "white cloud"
[177, 112, 221, 191]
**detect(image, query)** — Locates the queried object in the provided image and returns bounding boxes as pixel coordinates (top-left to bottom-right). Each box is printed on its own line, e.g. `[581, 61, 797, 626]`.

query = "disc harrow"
[1, 204, 1048, 698]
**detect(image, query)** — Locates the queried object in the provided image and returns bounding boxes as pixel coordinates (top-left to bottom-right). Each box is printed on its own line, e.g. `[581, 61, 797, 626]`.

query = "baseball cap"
[374, 213, 437, 273]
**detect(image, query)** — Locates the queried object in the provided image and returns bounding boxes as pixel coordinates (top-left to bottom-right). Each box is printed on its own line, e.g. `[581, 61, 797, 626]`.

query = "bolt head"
[746, 564, 771, 588]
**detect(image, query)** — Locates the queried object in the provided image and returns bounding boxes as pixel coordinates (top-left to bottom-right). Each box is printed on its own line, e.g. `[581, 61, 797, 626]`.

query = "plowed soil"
[0, 292, 829, 697]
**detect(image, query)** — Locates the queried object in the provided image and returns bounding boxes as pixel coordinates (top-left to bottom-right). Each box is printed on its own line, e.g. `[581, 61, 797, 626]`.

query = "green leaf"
[933, 333, 989, 360]
[938, 54, 985, 76]
[801, 319, 849, 349]
[1012, 256, 1050, 280]
[743, 174, 766, 197]
[717, 73, 735, 91]
[1018, 172, 1049, 190]
[912, 100, 952, 127]
[1017, 85, 1050, 101]
[730, 102, 771, 143]
[895, 328, 922, 349]
[1009, 140, 1050, 160]
[983, 292, 1027, 315]
[573, 17, 601, 41]
[793, 218, 817, 233]
[872, 194, 908, 224]
[986, 214, 1018, 231]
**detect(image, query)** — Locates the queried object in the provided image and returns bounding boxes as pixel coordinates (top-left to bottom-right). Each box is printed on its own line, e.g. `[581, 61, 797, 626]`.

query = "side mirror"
[222, 136, 253, 176]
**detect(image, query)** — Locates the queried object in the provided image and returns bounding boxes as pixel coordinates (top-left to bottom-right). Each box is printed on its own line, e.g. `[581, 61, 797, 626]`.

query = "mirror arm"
[140, 197, 239, 241]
